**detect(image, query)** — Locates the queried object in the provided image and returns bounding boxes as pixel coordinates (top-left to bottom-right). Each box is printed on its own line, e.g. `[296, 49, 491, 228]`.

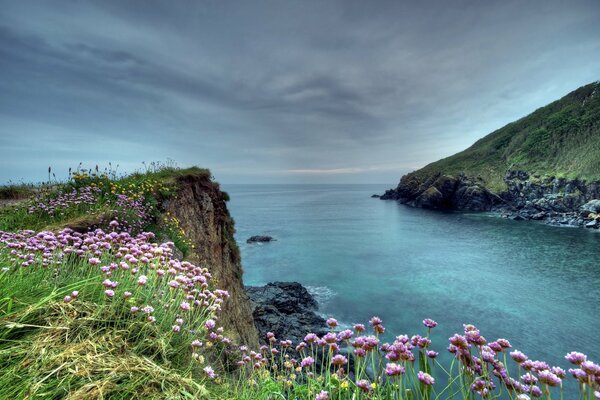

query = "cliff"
[161, 170, 260, 348]
[381, 81, 600, 227]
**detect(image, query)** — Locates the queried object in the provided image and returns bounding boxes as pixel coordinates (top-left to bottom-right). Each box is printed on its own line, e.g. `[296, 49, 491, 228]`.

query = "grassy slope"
[407, 81, 600, 192]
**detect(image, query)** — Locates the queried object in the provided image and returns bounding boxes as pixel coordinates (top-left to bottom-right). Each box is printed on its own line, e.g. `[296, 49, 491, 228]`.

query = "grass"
[406, 81, 600, 192]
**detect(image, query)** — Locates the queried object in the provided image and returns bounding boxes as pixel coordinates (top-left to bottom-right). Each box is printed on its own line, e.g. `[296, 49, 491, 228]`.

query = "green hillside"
[408, 81, 600, 192]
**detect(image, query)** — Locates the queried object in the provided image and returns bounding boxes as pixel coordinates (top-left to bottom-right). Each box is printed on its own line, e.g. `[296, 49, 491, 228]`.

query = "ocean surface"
[224, 184, 600, 385]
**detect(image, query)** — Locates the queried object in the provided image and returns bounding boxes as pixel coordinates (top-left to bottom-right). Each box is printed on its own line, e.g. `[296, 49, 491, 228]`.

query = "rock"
[505, 170, 530, 181]
[246, 282, 327, 344]
[585, 220, 599, 228]
[581, 200, 600, 214]
[246, 235, 275, 244]
[531, 211, 547, 220]
[371, 194, 380, 198]
[512, 214, 526, 221]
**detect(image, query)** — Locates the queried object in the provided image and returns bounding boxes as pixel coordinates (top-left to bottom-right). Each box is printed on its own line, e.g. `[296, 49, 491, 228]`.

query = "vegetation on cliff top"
[405, 81, 600, 192]
[1, 165, 599, 399]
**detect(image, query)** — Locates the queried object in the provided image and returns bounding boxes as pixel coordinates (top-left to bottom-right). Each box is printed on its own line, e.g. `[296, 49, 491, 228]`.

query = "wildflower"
[510, 350, 528, 363]
[123, 291, 133, 299]
[565, 351, 587, 365]
[385, 363, 405, 376]
[538, 370, 561, 387]
[142, 305, 154, 314]
[88, 257, 101, 265]
[172, 325, 181, 333]
[300, 356, 315, 368]
[192, 340, 203, 348]
[331, 354, 348, 366]
[304, 333, 318, 343]
[71, 291, 79, 298]
[315, 390, 329, 400]
[427, 350, 439, 359]
[205, 319, 216, 330]
[180, 301, 191, 311]
[354, 323, 365, 333]
[369, 316, 382, 326]
[522, 373, 538, 385]
[104, 289, 115, 297]
[423, 318, 438, 329]
[137, 275, 148, 285]
[417, 371, 435, 385]
[326, 318, 338, 328]
[581, 360, 600, 375]
[147, 316, 156, 323]
[338, 329, 353, 341]
[356, 379, 371, 392]
[130, 306, 139, 313]
[63, 295, 72, 303]
[203, 366, 217, 379]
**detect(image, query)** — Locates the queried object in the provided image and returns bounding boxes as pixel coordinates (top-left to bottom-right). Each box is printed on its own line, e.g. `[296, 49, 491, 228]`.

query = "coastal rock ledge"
[380, 171, 600, 229]
[246, 282, 327, 344]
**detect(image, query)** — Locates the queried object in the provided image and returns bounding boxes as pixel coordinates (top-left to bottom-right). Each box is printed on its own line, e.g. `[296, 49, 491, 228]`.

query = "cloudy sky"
[0, 0, 599, 184]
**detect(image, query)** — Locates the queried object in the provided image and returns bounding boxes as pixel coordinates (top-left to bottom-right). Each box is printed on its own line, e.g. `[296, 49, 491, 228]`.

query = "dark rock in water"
[246, 235, 275, 244]
[371, 194, 380, 198]
[246, 282, 327, 344]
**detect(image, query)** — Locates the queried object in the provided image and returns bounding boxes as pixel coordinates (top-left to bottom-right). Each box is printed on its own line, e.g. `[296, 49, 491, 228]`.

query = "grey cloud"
[0, 0, 599, 184]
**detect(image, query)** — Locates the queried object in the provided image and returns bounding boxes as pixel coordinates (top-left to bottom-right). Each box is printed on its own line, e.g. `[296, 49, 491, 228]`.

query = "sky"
[0, 0, 599, 184]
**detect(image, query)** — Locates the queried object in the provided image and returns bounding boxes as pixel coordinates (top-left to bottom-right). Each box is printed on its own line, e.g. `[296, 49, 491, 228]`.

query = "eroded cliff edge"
[161, 170, 260, 348]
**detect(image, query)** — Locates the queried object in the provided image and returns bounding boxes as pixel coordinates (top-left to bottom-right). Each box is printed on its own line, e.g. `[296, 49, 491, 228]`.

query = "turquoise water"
[224, 184, 600, 380]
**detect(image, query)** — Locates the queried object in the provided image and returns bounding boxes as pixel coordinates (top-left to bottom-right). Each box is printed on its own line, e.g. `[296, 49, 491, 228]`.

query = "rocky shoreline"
[381, 170, 600, 230]
[245, 282, 327, 344]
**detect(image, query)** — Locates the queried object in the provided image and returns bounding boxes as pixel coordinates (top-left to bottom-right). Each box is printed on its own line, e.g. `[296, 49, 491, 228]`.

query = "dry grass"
[0, 301, 209, 399]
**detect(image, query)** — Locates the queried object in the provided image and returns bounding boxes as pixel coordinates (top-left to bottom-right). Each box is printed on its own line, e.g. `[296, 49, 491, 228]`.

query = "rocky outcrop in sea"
[246, 282, 327, 344]
[381, 170, 600, 229]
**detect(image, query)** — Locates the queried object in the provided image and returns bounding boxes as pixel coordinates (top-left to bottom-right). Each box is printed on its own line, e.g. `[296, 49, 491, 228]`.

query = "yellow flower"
[341, 381, 349, 390]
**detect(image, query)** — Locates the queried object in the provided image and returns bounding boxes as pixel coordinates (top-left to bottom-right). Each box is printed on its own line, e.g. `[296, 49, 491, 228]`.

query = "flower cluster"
[27, 186, 101, 216]
[0, 226, 232, 380]
[229, 315, 600, 400]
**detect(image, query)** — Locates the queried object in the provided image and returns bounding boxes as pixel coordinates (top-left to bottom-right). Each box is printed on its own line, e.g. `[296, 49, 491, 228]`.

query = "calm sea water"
[224, 184, 600, 384]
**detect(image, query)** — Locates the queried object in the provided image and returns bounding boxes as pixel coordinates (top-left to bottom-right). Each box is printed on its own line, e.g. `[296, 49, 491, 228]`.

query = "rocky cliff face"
[380, 172, 498, 211]
[161, 172, 259, 348]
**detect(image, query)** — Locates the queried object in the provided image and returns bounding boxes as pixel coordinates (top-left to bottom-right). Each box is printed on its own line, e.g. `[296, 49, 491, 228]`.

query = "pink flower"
[315, 390, 329, 400]
[137, 275, 147, 285]
[423, 318, 438, 329]
[205, 319, 216, 330]
[203, 366, 217, 379]
[180, 301, 191, 311]
[104, 289, 115, 298]
[301, 356, 315, 368]
[418, 371, 435, 385]
[63, 295, 72, 303]
[326, 318, 338, 328]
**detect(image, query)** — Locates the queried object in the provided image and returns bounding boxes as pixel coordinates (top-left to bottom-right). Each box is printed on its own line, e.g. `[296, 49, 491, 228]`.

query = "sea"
[223, 183, 600, 391]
